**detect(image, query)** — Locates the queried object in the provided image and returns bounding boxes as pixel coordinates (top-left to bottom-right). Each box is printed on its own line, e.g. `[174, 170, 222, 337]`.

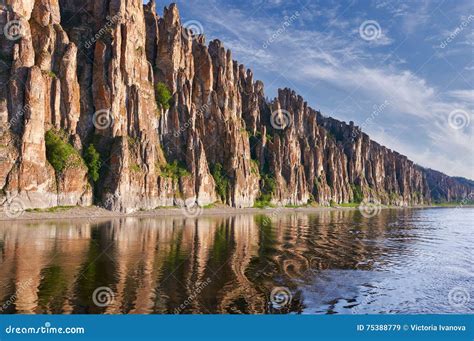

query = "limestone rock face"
[0, 0, 91, 209]
[0, 1, 472, 213]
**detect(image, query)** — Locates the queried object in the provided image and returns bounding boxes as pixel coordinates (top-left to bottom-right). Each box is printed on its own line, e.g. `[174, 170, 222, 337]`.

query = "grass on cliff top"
[45, 130, 83, 174]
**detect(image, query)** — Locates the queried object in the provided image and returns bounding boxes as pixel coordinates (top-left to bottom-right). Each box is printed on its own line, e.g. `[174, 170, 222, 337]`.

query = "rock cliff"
[0, 1, 472, 213]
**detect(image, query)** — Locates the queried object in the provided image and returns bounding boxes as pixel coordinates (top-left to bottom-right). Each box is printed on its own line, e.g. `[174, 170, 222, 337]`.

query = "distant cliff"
[0, 1, 472, 213]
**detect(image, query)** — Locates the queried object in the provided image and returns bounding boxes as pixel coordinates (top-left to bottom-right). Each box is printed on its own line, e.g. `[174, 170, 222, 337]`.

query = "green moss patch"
[45, 130, 83, 174]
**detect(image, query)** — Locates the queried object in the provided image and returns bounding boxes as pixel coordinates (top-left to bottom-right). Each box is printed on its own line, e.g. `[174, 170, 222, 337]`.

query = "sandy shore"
[0, 203, 464, 223]
[0, 205, 345, 222]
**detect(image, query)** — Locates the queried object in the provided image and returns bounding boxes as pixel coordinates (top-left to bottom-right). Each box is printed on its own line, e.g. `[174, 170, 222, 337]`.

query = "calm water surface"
[0, 208, 472, 314]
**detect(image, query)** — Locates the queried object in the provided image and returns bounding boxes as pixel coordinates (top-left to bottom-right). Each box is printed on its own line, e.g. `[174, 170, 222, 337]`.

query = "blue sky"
[153, 0, 473, 179]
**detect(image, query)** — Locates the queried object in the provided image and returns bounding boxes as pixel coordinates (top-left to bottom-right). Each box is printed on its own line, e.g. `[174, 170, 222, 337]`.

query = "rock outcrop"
[424, 169, 474, 203]
[0, 1, 472, 212]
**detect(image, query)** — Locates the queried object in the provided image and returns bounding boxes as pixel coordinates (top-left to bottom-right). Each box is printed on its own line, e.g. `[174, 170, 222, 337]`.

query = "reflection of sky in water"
[0, 208, 472, 314]
[302, 208, 474, 314]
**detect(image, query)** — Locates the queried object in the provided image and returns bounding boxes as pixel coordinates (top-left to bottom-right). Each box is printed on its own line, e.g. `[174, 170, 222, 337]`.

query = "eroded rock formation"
[0, 1, 472, 212]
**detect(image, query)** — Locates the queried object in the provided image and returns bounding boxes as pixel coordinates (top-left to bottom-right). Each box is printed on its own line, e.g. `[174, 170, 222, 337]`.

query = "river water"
[0, 208, 472, 314]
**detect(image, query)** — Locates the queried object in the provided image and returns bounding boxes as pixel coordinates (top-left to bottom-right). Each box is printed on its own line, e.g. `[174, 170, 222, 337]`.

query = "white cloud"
[371, 127, 474, 179]
[448, 90, 474, 104]
[174, 0, 474, 178]
[399, 0, 432, 34]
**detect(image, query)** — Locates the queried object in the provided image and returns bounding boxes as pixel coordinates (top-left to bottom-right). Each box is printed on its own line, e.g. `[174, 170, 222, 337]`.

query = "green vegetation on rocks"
[160, 160, 190, 180]
[45, 130, 83, 174]
[26, 205, 75, 213]
[211, 163, 231, 202]
[351, 184, 363, 203]
[250, 159, 260, 175]
[254, 173, 277, 207]
[131, 163, 142, 173]
[84, 144, 101, 182]
[155, 82, 172, 111]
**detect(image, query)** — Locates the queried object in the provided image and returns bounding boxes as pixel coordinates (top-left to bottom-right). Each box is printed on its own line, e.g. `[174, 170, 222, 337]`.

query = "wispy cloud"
[448, 90, 474, 103]
[170, 0, 474, 178]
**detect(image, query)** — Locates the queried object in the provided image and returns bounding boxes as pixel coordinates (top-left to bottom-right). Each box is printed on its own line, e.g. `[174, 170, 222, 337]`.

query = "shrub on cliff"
[255, 173, 276, 207]
[211, 163, 230, 202]
[351, 184, 363, 203]
[45, 130, 83, 174]
[155, 82, 172, 111]
[261, 174, 277, 195]
[160, 160, 190, 180]
[84, 144, 101, 182]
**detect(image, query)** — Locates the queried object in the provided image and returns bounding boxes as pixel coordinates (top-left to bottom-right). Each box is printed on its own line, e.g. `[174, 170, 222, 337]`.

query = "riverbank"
[0, 203, 469, 222]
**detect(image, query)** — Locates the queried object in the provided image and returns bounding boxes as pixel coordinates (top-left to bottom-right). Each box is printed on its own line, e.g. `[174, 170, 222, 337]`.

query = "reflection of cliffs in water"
[0, 210, 415, 314]
[0, 222, 91, 314]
